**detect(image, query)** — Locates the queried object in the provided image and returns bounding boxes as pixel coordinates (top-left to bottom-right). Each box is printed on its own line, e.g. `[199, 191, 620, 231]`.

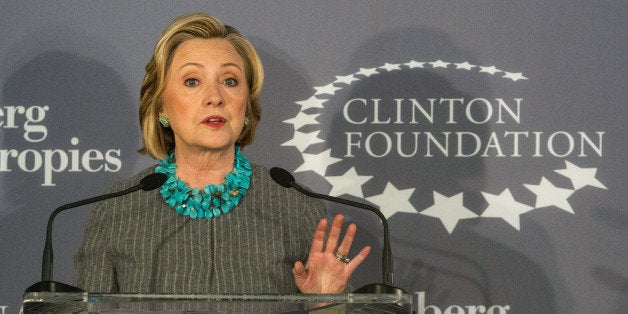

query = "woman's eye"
[224, 78, 238, 87]
[184, 78, 199, 87]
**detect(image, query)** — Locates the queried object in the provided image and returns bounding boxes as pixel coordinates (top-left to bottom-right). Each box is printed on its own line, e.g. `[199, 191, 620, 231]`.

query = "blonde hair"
[139, 13, 264, 159]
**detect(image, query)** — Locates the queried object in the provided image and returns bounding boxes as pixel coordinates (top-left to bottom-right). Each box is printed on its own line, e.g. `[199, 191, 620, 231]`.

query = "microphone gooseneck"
[26, 172, 167, 293]
[270, 167, 401, 293]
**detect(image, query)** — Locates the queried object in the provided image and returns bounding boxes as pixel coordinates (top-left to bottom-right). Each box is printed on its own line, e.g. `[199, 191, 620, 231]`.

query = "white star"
[454, 61, 476, 70]
[314, 83, 341, 95]
[503, 72, 528, 81]
[356, 67, 379, 77]
[429, 60, 450, 68]
[524, 177, 575, 214]
[380, 63, 402, 71]
[334, 74, 359, 85]
[281, 130, 325, 152]
[295, 96, 328, 110]
[481, 189, 534, 231]
[294, 149, 342, 176]
[479, 66, 502, 75]
[404, 60, 425, 68]
[555, 161, 607, 190]
[282, 112, 320, 130]
[325, 167, 373, 198]
[366, 182, 417, 219]
[420, 191, 478, 234]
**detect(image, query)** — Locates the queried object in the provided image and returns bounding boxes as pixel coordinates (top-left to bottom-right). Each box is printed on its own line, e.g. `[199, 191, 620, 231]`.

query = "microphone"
[25, 172, 167, 293]
[270, 167, 405, 294]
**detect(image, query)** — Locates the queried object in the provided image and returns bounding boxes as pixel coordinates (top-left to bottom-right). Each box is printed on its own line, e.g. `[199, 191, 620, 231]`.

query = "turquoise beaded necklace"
[155, 146, 252, 219]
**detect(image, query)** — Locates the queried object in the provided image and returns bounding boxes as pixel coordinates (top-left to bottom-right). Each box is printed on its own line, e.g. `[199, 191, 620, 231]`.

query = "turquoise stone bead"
[175, 205, 184, 215]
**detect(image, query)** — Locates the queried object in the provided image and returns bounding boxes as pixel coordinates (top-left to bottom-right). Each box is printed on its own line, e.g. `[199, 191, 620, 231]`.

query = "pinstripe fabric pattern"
[73, 164, 325, 294]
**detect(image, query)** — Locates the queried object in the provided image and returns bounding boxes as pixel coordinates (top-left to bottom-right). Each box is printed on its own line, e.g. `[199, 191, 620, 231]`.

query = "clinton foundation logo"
[281, 60, 606, 233]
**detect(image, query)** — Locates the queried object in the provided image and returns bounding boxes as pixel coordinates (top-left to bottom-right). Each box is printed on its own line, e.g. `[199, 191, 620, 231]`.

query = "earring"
[158, 113, 170, 127]
[244, 116, 250, 126]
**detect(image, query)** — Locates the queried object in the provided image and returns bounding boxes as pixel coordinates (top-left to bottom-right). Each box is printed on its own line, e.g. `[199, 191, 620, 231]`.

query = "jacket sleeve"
[73, 195, 119, 293]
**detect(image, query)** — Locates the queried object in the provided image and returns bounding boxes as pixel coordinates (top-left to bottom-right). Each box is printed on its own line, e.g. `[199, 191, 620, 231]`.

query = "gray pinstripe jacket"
[74, 164, 324, 294]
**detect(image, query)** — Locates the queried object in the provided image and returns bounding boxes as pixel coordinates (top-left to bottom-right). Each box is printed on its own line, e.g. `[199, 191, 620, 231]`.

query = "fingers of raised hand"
[335, 222, 357, 257]
[313, 214, 369, 269]
[325, 214, 344, 252]
[309, 218, 328, 255]
[344, 245, 371, 272]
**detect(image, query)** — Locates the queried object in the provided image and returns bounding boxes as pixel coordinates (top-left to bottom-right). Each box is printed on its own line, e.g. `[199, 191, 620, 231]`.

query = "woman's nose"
[204, 83, 224, 107]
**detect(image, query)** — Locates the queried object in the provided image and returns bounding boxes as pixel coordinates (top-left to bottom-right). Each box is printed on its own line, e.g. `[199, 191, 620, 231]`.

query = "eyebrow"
[221, 63, 243, 71]
[179, 62, 204, 70]
[178, 62, 243, 71]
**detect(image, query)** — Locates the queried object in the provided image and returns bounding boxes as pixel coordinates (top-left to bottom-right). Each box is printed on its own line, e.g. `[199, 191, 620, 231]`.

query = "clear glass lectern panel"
[23, 292, 413, 313]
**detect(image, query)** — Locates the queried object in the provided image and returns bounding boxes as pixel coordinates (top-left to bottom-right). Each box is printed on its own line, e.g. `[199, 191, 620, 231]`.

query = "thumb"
[292, 261, 306, 281]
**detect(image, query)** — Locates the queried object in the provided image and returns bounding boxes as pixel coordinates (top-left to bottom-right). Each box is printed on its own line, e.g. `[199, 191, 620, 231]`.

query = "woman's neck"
[173, 147, 236, 189]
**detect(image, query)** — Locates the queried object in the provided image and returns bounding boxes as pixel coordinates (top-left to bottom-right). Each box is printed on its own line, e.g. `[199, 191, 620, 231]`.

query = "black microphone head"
[270, 167, 295, 188]
[140, 173, 167, 191]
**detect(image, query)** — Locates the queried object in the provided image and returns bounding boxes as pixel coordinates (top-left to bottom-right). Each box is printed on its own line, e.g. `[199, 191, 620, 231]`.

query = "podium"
[23, 291, 413, 313]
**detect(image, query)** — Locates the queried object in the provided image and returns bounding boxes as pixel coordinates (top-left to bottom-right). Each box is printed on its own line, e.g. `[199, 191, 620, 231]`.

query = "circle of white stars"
[281, 60, 606, 234]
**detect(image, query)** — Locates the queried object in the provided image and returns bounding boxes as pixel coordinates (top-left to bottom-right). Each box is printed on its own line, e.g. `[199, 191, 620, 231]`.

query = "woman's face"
[162, 38, 249, 155]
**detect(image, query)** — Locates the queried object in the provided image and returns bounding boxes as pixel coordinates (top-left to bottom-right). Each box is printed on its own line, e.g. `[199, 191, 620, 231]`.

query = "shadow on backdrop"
[314, 26, 563, 312]
[0, 50, 137, 309]
[249, 36, 394, 291]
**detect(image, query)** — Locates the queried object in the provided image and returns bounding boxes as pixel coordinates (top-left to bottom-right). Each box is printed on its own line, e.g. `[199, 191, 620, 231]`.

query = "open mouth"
[203, 116, 226, 127]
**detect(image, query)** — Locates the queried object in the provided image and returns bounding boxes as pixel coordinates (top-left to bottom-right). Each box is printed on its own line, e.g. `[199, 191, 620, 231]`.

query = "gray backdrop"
[1, 1, 626, 313]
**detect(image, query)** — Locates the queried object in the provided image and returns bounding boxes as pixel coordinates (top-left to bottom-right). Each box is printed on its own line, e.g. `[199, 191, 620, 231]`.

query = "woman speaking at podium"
[73, 13, 370, 295]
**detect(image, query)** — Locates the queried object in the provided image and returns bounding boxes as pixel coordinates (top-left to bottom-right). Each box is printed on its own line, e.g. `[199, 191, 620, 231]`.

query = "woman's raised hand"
[292, 214, 371, 294]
